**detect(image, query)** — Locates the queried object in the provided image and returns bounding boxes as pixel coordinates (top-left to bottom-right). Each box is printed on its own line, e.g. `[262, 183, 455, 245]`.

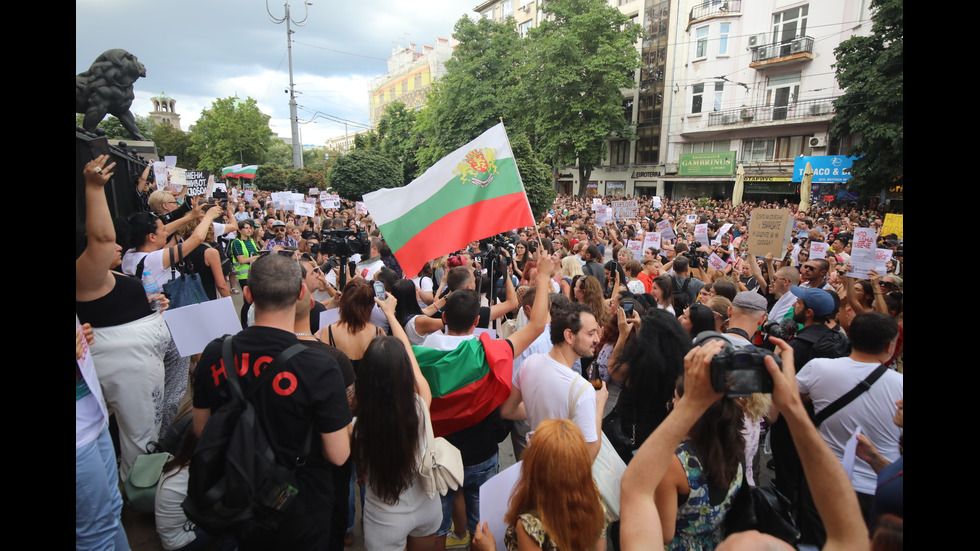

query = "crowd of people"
[77, 157, 903, 551]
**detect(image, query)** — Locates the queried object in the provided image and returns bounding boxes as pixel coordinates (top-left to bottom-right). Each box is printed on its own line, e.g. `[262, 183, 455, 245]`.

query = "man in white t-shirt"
[795, 312, 902, 545]
[501, 302, 608, 460]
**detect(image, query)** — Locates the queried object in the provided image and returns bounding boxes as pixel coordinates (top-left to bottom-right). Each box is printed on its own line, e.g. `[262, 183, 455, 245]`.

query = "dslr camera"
[693, 331, 782, 397]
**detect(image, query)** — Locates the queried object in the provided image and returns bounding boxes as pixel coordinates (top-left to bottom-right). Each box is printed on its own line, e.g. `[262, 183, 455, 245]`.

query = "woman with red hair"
[472, 418, 606, 550]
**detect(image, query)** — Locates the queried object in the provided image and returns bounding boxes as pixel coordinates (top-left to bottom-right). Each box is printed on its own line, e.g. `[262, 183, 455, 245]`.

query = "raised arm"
[76, 156, 117, 298]
[376, 295, 431, 408]
[161, 206, 223, 270]
[488, 254, 519, 323]
[507, 254, 555, 358]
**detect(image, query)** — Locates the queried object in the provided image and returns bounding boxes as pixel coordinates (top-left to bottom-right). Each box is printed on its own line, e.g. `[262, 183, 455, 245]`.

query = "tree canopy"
[375, 102, 420, 186]
[521, 0, 642, 196]
[151, 123, 198, 169]
[189, 96, 273, 174]
[831, 0, 903, 198]
[328, 148, 403, 201]
[76, 113, 152, 141]
[254, 165, 288, 191]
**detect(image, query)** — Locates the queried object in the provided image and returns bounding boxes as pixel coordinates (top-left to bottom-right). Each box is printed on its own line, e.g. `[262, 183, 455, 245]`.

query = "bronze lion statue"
[76, 49, 147, 140]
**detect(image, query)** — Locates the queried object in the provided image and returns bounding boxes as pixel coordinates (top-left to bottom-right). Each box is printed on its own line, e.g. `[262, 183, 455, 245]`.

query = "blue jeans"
[437, 453, 499, 537]
[76, 425, 130, 550]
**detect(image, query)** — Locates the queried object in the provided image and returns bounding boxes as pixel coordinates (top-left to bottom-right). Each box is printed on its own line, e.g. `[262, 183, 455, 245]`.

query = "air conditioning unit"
[666, 163, 679, 174]
[740, 108, 755, 120]
[520, 3, 530, 12]
[747, 33, 766, 47]
[790, 37, 806, 53]
[809, 137, 827, 148]
[809, 103, 831, 116]
[722, 114, 738, 125]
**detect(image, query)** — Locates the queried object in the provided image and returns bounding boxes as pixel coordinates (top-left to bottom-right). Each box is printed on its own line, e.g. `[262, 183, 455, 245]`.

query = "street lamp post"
[267, 0, 311, 169]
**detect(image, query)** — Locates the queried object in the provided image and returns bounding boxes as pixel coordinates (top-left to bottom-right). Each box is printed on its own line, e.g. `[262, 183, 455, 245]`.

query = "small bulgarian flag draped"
[413, 333, 515, 438]
[362, 123, 535, 278]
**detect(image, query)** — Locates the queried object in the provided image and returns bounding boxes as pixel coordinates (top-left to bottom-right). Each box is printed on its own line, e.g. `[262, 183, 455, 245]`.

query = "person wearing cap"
[787, 286, 849, 369]
[264, 219, 298, 251]
[720, 291, 768, 348]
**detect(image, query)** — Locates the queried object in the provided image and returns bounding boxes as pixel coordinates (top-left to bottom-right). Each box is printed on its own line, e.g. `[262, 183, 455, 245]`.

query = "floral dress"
[504, 510, 608, 550]
[668, 440, 742, 550]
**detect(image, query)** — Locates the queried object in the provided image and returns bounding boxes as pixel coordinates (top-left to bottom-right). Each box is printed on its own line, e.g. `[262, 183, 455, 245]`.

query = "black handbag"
[724, 481, 800, 545]
[602, 406, 636, 465]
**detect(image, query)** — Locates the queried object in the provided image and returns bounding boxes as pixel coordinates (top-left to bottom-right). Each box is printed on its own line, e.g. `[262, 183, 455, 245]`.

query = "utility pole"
[267, 0, 311, 169]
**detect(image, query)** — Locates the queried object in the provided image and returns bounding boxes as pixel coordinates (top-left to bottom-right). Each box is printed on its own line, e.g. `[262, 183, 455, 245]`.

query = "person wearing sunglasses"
[264, 219, 298, 252]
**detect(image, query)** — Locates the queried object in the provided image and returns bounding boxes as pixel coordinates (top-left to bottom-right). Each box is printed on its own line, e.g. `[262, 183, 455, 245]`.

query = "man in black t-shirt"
[193, 253, 351, 550]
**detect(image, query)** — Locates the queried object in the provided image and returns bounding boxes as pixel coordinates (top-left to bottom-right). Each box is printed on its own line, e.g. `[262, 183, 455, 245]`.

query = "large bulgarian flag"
[413, 333, 514, 438]
[361, 123, 535, 278]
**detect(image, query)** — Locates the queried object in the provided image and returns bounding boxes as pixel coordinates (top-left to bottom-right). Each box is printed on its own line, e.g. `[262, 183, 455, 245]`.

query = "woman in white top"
[120, 205, 223, 286]
[392, 279, 446, 346]
[651, 274, 677, 316]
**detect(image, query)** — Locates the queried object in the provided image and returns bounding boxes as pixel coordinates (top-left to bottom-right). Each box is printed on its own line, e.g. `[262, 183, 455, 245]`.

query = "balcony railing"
[706, 96, 836, 127]
[750, 36, 814, 63]
[689, 0, 741, 22]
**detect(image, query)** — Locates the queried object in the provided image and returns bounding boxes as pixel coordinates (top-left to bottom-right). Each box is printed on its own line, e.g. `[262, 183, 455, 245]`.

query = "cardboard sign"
[612, 200, 638, 219]
[656, 220, 676, 241]
[185, 170, 210, 197]
[809, 241, 829, 260]
[846, 228, 877, 278]
[304, 197, 316, 204]
[746, 209, 791, 257]
[881, 213, 903, 239]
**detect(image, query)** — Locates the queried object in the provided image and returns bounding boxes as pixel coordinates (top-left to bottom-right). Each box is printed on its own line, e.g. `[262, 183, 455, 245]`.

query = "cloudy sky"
[76, 0, 477, 146]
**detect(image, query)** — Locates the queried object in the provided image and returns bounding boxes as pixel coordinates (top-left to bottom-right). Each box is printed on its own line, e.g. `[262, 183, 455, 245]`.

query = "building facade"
[149, 91, 181, 129]
[368, 38, 456, 127]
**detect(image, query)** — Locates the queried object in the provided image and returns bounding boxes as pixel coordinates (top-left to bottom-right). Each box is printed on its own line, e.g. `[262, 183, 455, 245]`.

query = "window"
[774, 135, 813, 160]
[519, 20, 532, 38]
[682, 140, 731, 154]
[766, 72, 801, 120]
[713, 82, 724, 112]
[623, 98, 635, 123]
[695, 26, 709, 59]
[692, 83, 704, 114]
[772, 5, 808, 45]
[502, 0, 513, 18]
[610, 141, 630, 165]
[415, 73, 422, 88]
[401, 80, 407, 95]
[719, 23, 730, 55]
[742, 138, 775, 162]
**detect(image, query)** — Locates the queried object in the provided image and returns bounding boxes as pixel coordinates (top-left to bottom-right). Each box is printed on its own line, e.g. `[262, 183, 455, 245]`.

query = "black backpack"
[793, 325, 851, 361]
[673, 275, 695, 312]
[182, 336, 311, 539]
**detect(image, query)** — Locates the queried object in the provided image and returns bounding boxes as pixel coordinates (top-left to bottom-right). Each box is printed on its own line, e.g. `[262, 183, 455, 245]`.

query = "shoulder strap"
[566, 376, 589, 419]
[134, 255, 147, 279]
[328, 325, 336, 346]
[814, 364, 888, 427]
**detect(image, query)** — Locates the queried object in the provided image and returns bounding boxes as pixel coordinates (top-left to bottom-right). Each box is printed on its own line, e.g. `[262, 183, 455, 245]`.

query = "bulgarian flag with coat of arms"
[361, 123, 535, 278]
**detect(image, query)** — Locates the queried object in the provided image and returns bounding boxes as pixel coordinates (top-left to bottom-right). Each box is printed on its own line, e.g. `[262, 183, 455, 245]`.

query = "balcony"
[707, 96, 836, 127]
[749, 36, 814, 69]
[689, 0, 741, 23]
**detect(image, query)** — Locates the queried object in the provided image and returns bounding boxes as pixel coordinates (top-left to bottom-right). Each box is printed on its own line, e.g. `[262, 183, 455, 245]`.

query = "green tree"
[511, 133, 556, 219]
[831, 0, 903, 198]
[329, 149, 402, 201]
[521, 0, 642, 197]
[151, 123, 198, 169]
[376, 103, 420, 186]
[264, 140, 294, 168]
[189, 96, 274, 174]
[75, 113, 152, 140]
[254, 165, 288, 191]
[415, 16, 525, 173]
[287, 167, 327, 191]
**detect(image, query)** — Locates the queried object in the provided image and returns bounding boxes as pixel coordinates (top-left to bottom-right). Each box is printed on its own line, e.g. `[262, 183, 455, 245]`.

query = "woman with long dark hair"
[392, 279, 445, 345]
[353, 295, 440, 551]
[651, 274, 676, 316]
[678, 303, 716, 339]
[656, 376, 744, 549]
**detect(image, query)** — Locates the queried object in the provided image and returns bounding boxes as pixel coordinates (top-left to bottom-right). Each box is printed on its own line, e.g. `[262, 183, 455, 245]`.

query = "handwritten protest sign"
[652, 196, 662, 208]
[809, 241, 829, 260]
[707, 253, 728, 272]
[593, 198, 602, 204]
[355, 201, 368, 215]
[321, 193, 341, 209]
[846, 228, 877, 278]
[594, 209, 609, 226]
[308, 187, 318, 196]
[244, 190, 253, 201]
[294, 202, 315, 217]
[643, 232, 661, 252]
[626, 240, 643, 258]
[153, 162, 169, 190]
[881, 213, 903, 239]
[591, 203, 605, 212]
[612, 200, 638, 219]
[185, 170, 210, 197]
[714, 223, 733, 245]
[746, 208, 791, 257]
[686, 214, 697, 224]
[656, 220, 676, 241]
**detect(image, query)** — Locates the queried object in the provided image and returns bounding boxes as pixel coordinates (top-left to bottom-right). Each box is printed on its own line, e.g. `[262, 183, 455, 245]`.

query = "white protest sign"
[170, 167, 187, 187]
[294, 202, 315, 217]
[591, 203, 604, 212]
[746, 208, 791, 257]
[686, 214, 697, 224]
[164, 156, 177, 168]
[611, 200, 638, 219]
[627, 240, 643, 258]
[652, 196, 662, 208]
[304, 197, 316, 204]
[308, 187, 319, 196]
[244, 190, 254, 201]
[875, 248, 893, 273]
[656, 220, 676, 241]
[643, 232, 661, 252]
[846, 228, 877, 278]
[592, 198, 602, 204]
[694, 224, 710, 245]
[714, 223, 733, 245]
[594, 210, 609, 226]
[480, 461, 523, 551]
[809, 241, 829, 260]
[153, 162, 169, 190]
[355, 201, 368, 215]
[707, 253, 728, 272]
[162, 297, 241, 357]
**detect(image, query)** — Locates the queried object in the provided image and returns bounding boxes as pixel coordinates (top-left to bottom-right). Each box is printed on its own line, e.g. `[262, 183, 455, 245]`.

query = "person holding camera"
[720, 292, 769, 348]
